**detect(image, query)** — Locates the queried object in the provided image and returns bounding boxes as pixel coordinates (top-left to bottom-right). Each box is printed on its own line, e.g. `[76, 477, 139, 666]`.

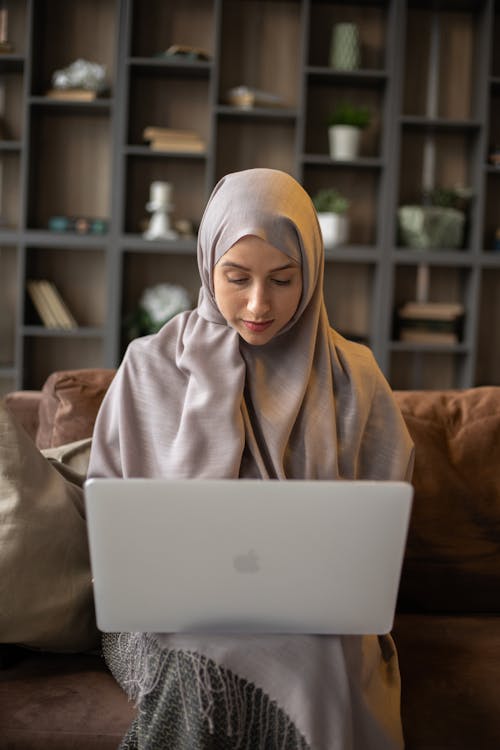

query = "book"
[398, 301, 465, 321]
[27, 279, 78, 329]
[149, 138, 205, 153]
[143, 126, 201, 142]
[399, 329, 459, 345]
[45, 88, 101, 101]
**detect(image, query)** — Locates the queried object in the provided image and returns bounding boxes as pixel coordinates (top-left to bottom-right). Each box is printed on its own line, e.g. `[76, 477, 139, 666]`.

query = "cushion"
[395, 387, 500, 613]
[0, 399, 100, 651]
[36, 368, 116, 449]
[42, 437, 93, 477]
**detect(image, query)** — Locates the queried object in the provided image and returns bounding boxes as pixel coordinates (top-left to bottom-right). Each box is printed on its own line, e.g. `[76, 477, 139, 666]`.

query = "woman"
[89, 168, 414, 749]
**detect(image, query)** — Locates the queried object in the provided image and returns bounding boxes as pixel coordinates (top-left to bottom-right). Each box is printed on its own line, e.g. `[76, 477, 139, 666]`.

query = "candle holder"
[143, 181, 178, 241]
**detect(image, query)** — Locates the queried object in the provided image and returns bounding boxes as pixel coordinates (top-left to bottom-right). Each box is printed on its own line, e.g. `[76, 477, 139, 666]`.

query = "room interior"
[0, 1, 500, 749]
[0, 0, 499, 394]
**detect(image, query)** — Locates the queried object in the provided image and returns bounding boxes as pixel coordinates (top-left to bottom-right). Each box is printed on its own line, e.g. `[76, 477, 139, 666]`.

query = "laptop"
[84, 478, 413, 635]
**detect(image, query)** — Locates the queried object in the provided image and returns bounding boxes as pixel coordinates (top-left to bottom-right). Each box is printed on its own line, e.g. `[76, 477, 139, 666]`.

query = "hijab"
[89, 168, 414, 482]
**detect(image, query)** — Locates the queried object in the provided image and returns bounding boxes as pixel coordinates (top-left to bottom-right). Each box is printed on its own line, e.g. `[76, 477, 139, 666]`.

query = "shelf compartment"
[121, 250, 200, 354]
[396, 128, 477, 250]
[128, 72, 211, 147]
[22, 336, 105, 391]
[30, 0, 118, 97]
[303, 164, 381, 247]
[27, 110, 112, 231]
[24, 246, 107, 329]
[475, 268, 500, 385]
[0, 151, 21, 229]
[403, 5, 482, 121]
[304, 81, 384, 158]
[391, 263, 474, 345]
[307, 1, 389, 71]
[0, 70, 24, 140]
[130, 0, 215, 59]
[0, 245, 18, 367]
[215, 117, 297, 183]
[125, 155, 206, 236]
[219, 0, 302, 111]
[1, 1, 28, 58]
[323, 261, 375, 345]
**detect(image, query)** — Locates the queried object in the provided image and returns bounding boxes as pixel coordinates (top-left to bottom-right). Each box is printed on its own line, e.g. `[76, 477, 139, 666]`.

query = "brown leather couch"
[1, 369, 500, 749]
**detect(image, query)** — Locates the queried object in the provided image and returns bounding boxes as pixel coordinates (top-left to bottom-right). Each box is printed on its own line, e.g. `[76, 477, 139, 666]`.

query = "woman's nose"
[247, 284, 271, 316]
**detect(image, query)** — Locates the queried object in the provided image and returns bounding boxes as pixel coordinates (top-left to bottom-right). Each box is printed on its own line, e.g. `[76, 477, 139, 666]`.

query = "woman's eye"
[272, 279, 291, 286]
[227, 277, 248, 285]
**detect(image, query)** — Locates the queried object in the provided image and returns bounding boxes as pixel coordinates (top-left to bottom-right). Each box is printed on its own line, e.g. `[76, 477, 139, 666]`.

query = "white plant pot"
[317, 212, 349, 248]
[328, 125, 361, 161]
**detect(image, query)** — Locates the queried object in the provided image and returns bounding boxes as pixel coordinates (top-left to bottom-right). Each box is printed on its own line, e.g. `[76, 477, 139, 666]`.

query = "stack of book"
[45, 88, 105, 101]
[396, 301, 465, 344]
[143, 126, 205, 153]
[27, 279, 78, 330]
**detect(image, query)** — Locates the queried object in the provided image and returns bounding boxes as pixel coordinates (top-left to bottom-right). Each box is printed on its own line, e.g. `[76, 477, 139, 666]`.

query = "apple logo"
[233, 549, 260, 573]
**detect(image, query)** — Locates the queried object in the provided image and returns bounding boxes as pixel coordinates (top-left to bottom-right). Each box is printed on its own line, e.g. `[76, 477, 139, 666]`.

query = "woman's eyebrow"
[220, 261, 298, 272]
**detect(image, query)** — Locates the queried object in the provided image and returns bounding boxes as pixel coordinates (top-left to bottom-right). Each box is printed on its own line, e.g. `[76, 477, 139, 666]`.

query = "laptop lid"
[84, 478, 413, 635]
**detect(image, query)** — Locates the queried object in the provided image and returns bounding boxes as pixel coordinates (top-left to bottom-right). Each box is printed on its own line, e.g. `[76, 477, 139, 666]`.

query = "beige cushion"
[42, 437, 93, 477]
[0, 399, 100, 651]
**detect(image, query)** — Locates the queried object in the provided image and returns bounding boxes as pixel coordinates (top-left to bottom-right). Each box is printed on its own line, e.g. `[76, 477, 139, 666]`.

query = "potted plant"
[398, 186, 472, 250]
[327, 103, 371, 160]
[312, 188, 350, 248]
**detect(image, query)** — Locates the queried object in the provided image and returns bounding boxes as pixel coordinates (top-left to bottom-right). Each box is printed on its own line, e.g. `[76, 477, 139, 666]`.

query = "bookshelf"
[1, 0, 500, 396]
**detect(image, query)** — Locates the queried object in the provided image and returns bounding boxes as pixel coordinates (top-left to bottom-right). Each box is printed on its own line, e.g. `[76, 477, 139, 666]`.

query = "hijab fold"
[90, 168, 414, 483]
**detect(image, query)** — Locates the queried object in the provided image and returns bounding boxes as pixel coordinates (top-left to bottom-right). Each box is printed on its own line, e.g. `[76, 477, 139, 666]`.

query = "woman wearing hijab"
[89, 168, 414, 750]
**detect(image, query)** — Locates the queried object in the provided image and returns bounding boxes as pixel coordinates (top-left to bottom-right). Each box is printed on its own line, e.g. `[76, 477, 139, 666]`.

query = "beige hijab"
[89, 168, 413, 483]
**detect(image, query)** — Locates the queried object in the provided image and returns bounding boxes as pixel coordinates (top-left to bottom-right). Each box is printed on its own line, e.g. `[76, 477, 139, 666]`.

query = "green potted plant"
[312, 188, 350, 248]
[327, 103, 371, 160]
[398, 186, 472, 250]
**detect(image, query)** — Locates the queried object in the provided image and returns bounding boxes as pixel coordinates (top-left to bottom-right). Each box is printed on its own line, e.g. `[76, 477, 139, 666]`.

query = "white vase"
[317, 212, 349, 248]
[328, 125, 361, 161]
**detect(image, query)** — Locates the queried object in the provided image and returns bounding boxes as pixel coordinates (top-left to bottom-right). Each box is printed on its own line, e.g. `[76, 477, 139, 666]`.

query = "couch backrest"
[7, 370, 500, 614]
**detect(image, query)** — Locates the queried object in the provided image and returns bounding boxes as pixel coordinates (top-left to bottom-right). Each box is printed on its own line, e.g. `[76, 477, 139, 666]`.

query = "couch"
[1, 369, 499, 749]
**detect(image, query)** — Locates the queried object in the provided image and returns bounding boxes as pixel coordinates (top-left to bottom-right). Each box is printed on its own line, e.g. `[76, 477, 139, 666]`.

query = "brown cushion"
[0, 400, 100, 651]
[394, 613, 500, 749]
[36, 369, 116, 449]
[395, 387, 500, 613]
[4, 390, 42, 442]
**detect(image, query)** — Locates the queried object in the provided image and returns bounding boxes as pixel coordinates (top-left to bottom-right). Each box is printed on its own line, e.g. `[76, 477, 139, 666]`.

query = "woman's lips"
[243, 320, 273, 332]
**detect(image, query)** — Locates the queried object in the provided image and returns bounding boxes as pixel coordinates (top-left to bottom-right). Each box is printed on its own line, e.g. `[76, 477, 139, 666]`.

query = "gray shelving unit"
[1, 0, 500, 396]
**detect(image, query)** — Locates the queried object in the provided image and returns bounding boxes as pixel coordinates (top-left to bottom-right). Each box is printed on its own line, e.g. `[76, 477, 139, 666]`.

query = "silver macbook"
[84, 478, 413, 635]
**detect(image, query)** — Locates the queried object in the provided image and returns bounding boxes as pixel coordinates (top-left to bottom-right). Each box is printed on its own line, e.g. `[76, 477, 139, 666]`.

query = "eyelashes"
[227, 278, 292, 286]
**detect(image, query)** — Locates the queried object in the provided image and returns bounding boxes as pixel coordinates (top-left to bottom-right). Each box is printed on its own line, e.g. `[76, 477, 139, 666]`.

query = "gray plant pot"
[398, 205, 465, 250]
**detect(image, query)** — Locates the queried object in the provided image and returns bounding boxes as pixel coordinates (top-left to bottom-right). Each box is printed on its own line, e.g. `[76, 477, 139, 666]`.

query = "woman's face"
[213, 235, 302, 345]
